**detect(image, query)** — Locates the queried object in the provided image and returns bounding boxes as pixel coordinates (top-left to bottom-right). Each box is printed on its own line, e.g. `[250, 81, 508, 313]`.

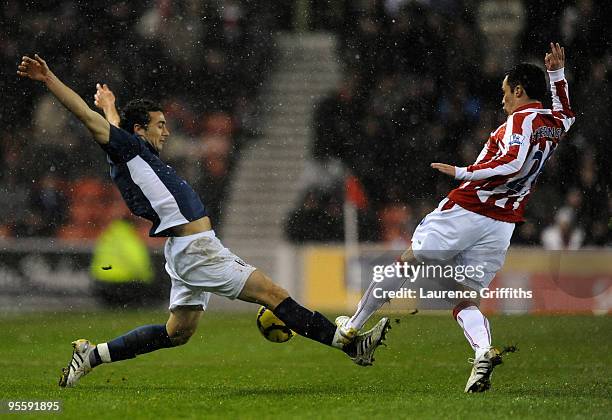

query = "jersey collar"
[138, 135, 160, 156]
[513, 102, 542, 113]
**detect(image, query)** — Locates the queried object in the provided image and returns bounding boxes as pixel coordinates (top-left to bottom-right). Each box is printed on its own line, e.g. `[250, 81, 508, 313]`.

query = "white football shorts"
[411, 198, 515, 291]
[164, 230, 256, 310]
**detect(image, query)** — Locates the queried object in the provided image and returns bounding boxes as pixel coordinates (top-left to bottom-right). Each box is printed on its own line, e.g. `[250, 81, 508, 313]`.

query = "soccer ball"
[256, 306, 294, 343]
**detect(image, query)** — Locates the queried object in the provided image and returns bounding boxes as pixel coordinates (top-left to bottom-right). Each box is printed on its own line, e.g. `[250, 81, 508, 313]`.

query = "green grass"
[0, 311, 610, 419]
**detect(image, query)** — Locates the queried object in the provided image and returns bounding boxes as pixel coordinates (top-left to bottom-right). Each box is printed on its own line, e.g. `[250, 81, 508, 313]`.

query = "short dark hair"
[505, 63, 547, 103]
[119, 99, 163, 133]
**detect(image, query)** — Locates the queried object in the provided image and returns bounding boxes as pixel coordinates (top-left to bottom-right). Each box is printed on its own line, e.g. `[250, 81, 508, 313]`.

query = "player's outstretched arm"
[17, 54, 110, 144]
[431, 162, 456, 177]
[432, 130, 530, 182]
[94, 83, 121, 127]
[544, 42, 575, 129]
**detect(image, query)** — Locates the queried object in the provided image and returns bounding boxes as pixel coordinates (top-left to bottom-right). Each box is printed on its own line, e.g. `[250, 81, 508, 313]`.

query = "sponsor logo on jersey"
[530, 126, 563, 143]
[509, 133, 525, 146]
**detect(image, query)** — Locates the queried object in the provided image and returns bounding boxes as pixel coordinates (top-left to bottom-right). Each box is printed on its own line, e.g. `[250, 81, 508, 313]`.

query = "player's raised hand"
[17, 54, 51, 81]
[431, 163, 456, 177]
[94, 83, 121, 127]
[94, 83, 116, 111]
[545, 42, 565, 71]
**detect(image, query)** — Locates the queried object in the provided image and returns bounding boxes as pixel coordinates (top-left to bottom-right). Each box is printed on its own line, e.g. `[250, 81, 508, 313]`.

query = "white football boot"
[59, 339, 96, 388]
[464, 347, 503, 393]
[334, 315, 359, 344]
[346, 317, 391, 366]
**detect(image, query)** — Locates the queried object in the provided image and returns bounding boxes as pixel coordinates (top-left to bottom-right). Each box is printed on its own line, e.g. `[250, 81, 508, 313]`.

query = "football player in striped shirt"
[336, 43, 575, 392]
[17, 54, 391, 388]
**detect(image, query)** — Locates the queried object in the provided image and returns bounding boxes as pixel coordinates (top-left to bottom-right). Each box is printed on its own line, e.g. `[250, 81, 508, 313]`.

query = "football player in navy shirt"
[18, 54, 391, 387]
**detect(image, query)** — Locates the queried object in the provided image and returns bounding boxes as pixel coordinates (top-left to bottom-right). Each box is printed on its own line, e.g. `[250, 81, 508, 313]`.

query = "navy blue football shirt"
[100, 125, 207, 237]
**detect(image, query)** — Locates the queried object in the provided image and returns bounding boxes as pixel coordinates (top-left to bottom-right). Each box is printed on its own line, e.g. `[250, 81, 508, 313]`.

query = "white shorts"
[164, 230, 256, 310]
[411, 198, 515, 291]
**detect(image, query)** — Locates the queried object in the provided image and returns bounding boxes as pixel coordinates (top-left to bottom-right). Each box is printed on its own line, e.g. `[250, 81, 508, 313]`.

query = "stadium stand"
[1, 1, 609, 250]
[1, 0, 280, 239]
[287, 0, 611, 247]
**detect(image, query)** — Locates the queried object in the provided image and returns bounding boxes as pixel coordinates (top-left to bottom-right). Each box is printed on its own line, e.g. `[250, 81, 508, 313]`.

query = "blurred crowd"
[286, 0, 611, 248]
[1, 1, 609, 249]
[0, 0, 280, 241]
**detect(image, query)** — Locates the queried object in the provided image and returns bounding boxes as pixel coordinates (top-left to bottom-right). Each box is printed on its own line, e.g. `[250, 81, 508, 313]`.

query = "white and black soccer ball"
[256, 306, 294, 343]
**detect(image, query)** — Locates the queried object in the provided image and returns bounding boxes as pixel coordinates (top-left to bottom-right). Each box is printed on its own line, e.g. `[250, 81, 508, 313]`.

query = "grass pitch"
[0, 311, 610, 419]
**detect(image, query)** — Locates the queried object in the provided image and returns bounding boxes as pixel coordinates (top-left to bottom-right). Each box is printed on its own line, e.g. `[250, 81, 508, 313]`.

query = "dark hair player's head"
[502, 63, 547, 115]
[120, 99, 170, 152]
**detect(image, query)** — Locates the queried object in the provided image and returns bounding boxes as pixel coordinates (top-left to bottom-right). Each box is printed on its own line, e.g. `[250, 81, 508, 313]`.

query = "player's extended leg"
[59, 306, 202, 388]
[338, 248, 417, 336]
[237, 269, 390, 365]
[452, 297, 505, 393]
[237, 269, 349, 348]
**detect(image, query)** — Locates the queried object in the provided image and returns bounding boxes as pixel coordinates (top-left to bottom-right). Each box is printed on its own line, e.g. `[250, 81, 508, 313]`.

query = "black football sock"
[89, 324, 175, 366]
[273, 297, 337, 347]
[90, 347, 103, 367]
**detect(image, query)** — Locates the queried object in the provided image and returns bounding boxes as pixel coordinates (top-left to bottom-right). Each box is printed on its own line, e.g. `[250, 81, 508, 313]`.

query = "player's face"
[501, 76, 515, 115]
[142, 111, 170, 152]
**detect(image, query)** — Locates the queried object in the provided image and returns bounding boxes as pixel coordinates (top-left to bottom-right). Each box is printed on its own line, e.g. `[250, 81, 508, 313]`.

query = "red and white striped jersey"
[448, 68, 575, 223]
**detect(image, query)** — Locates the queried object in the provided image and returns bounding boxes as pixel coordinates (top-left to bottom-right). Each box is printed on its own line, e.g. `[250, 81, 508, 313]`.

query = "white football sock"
[455, 305, 491, 358]
[96, 343, 112, 363]
[348, 275, 408, 331]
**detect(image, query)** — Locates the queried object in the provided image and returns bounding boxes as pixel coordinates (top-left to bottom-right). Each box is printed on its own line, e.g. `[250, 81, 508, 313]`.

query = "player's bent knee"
[166, 306, 203, 346]
[166, 320, 198, 346]
[168, 327, 196, 346]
